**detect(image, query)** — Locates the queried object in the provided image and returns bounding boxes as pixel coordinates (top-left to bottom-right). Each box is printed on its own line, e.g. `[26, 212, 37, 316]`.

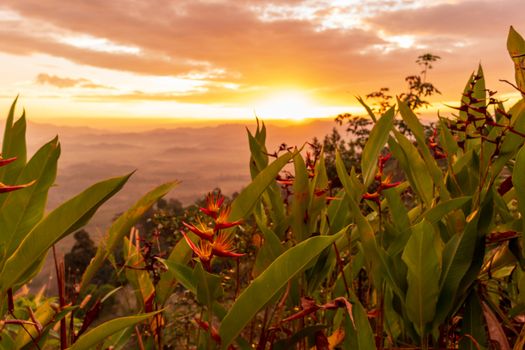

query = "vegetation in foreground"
[0, 26, 524, 349]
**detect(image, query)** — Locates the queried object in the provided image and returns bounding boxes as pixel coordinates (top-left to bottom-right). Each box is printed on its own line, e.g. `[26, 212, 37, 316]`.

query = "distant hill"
[3, 118, 343, 242]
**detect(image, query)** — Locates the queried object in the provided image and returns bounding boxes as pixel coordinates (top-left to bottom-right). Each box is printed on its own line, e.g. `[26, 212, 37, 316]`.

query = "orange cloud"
[0, 0, 523, 108]
[36, 73, 110, 89]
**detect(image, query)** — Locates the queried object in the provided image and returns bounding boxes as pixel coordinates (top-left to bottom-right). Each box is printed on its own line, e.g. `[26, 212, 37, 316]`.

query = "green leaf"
[0, 137, 60, 257]
[159, 259, 196, 294]
[0, 97, 26, 185]
[342, 294, 376, 350]
[402, 220, 441, 338]
[357, 96, 377, 122]
[80, 180, 178, 292]
[390, 130, 434, 206]
[361, 107, 395, 187]
[507, 26, 525, 98]
[335, 151, 364, 202]
[122, 236, 155, 311]
[101, 327, 134, 350]
[433, 211, 480, 328]
[460, 289, 488, 349]
[155, 235, 196, 305]
[14, 300, 56, 348]
[327, 190, 351, 235]
[0, 173, 131, 291]
[291, 153, 309, 242]
[193, 262, 223, 308]
[246, 128, 287, 234]
[397, 99, 449, 200]
[229, 151, 296, 222]
[438, 118, 459, 158]
[384, 187, 410, 232]
[252, 207, 285, 276]
[219, 232, 342, 348]
[422, 197, 471, 224]
[159, 259, 229, 320]
[307, 151, 328, 233]
[67, 312, 160, 350]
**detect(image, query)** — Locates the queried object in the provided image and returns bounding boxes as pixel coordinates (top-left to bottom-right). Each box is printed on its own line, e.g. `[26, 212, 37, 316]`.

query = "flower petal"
[0, 157, 17, 167]
[0, 180, 36, 194]
[182, 221, 214, 241]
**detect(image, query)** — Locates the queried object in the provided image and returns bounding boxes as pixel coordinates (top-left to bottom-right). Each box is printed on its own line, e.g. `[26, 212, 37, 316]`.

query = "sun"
[253, 91, 317, 122]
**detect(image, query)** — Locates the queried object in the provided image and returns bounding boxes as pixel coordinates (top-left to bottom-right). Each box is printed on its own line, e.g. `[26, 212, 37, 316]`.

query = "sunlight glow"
[253, 91, 319, 121]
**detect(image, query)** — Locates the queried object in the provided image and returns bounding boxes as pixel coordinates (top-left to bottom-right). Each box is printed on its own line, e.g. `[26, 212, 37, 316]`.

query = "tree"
[64, 230, 97, 290]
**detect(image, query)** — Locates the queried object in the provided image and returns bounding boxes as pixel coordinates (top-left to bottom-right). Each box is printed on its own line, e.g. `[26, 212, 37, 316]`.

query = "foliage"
[0, 100, 172, 348]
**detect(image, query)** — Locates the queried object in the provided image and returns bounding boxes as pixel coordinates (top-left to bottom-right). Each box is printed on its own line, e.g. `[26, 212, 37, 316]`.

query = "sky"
[0, 0, 523, 124]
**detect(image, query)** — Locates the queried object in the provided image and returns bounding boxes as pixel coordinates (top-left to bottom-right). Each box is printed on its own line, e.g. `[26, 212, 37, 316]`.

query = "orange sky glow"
[1, 0, 524, 125]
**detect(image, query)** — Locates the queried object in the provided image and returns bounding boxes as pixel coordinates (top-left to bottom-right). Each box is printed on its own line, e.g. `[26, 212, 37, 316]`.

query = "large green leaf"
[229, 150, 296, 222]
[0, 173, 131, 291]
[508, 26, 525, 98]
[0, 137, 60, 257]
[193, 262, 223, 309]
[0, 97, 27, 185]
[155, 234, 196, 305]
[342, 294, 376, 350]
[219, 232, 342, 348]
[159, 259, 228, 321]
[402, 219, 441, 338]
[252, 207, 285, 277]
[460, 289, 488, 349]
[80, 180, 178, 292]
[246, 127, 287, 234]
[397, 99, 449, 200]
[335, 151, 364, 202]
[307, 151, 328, 233]
[390, 130, 434, 206]
[422, 196, 471, 224]
[356, 96, 377, 122]
[122, 236, 155, 312]
[433, 211, 480, 328]
[67, 312, 160, 350]
[291, 153, 309, 242]
[361, 107, 395, 187]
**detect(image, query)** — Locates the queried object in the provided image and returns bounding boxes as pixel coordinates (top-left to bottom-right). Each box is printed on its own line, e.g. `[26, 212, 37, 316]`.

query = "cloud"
[0, 1, 388, 86]
[36, 73, 110, 89]
[1, 0, 523, 105]
[365, 0, 524, 38]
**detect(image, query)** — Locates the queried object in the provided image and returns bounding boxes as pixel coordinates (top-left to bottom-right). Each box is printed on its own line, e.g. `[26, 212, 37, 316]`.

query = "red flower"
[214, 205, 242, 230]
[362, 153, 400, 204]
[0, 156, 16, 167]
[212, 232, 244, 258]
[362, 191, 381, 204]
[182, 232, 213, 269]
[0, 180, 36, 194]
[380, 174, 401, 190]
[200, 192, 224, 219]
[182, 219, 214, 241]
[194, 319, 221, 344]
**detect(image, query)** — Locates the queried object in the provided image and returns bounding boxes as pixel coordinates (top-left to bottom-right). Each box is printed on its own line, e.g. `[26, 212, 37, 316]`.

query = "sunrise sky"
[0, 0, 523, 124]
